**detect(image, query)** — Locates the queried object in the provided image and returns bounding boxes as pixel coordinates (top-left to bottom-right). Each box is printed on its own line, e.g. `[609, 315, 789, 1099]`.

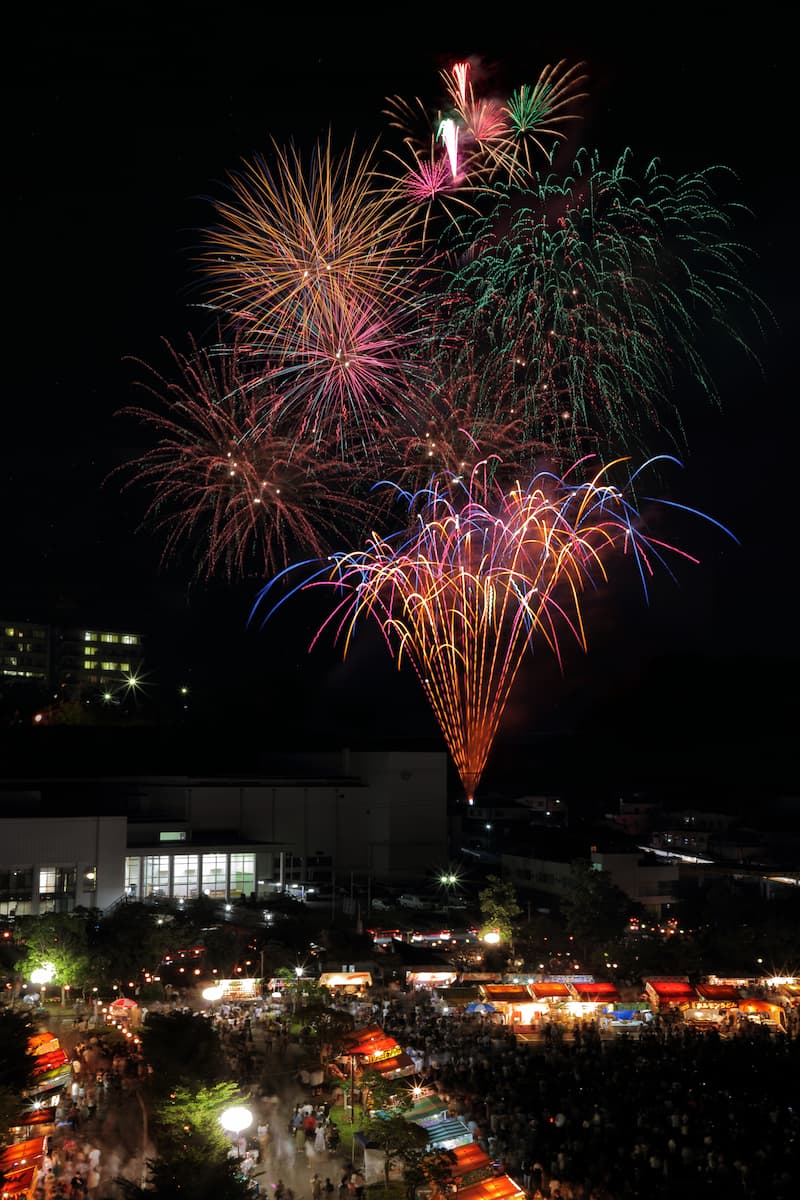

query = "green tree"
[362, 1113, 429, 1190]
[478, 875, 522, 944]
[358, 1068, 414, 1118]
[120, 1082, 250, 1200]
[14, 912, 93, 990]
[140, 1012, 226, 1097]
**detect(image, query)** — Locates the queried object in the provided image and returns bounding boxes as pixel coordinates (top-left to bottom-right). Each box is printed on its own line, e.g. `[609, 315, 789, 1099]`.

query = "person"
[324, 1179, 335, 1197]
[311, 1174, 323, 1200]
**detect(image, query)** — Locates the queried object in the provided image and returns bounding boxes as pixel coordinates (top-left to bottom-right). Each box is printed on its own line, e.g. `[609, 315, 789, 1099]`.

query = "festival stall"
[335, 1025, 416, 1082]
[107, 995, 142, 1027]
[566, 979, 621, 1017]
[456, 1172, 527, 1200]
[527, 980, 572, 1023]
[737, 997, 786, 1030]
[479, 984, 540, 1026]
[405, 968, 458, 990]
[682, 983, 740, 1027]
[25, 1032, 70, 1098]
[0, 1137, 47, 1200]
[318, 971, 373, 995]
[644, 977, 697, 1010]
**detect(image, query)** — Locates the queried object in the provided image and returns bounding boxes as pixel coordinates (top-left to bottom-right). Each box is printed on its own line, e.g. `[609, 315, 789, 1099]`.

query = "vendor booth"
[457, 1172, 526, 1200]
[479, 984, 539, 1026]
[406, 968, 458, 990]
[0, 1136, 47, 1200]
[318, 971, 372, 995]
[567, 980, 621, 1017]
[682, 983, 740, 1027]
[644, 978, 697, 1009]
[737, 998, 786, 1030]
[336, 1025, 416, 1082]
[107, 996, 142, 1026]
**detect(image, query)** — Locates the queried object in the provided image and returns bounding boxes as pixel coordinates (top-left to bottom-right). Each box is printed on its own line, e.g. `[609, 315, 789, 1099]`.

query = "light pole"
[219, 1105, 252, 1160]
[30, 964, 55, 1007]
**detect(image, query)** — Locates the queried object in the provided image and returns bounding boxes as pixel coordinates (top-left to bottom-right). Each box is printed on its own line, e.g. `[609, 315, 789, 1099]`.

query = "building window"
[202, 853, 228, 898]
[100, 633, 120, 644]
[85, 646, 97, 656]
[39, 866, 76, 899]
[100, 661, 117, 671]
[82, 867, 97, 893]
[4, 627, 15, 637]
[143, 855, 170, 898]
[229, 853, 255, 898]
[125, 856, 141, 897]
[122, 635, 139, 645]
[172, 855, 199, 899]
[84, 631, 97, 642]
[159, 831, 186, 842]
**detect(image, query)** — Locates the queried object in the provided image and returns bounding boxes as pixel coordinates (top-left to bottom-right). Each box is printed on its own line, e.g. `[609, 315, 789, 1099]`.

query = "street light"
[219, 1106, 252, 1159]
[202, 985, 224, 1004]
[30, 963, 55, 1004]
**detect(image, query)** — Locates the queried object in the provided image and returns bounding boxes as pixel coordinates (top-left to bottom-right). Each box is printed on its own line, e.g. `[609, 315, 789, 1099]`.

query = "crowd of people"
[380, 997, 800, 1199]
[17, 987, 800, 1200]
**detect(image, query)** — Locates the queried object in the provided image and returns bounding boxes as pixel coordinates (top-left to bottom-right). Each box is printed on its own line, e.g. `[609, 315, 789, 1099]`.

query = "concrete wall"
[0, 815, 126, 913]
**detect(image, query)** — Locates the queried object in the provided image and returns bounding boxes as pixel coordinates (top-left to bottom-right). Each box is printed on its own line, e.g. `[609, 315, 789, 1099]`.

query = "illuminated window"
[84, 631, 97, 642]
[39, 866, 76, 897]
[101, 633, 120, 643]
[83, 867, 97, 892]
[83, 660, 94, 670]
[4, 627, 14, 637]
[143, 855, 170, 897]
[201, 853, 228, 898]
[122, 635, 139, 645]
[230, 853, 255, 897]
[85, 646, 97, 656]
[172, 855, 199, 899]
[100, 661, 119, 671]
[125, 857, 141, 895]
[159, 831, 186, 842]
[120, 662, 130, 672]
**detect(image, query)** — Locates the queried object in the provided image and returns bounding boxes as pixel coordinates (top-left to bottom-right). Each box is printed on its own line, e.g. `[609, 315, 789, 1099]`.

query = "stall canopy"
[416, 1115, 473, 1151]
[318, 972, 372, 989]
[457, 1173, 526, 1200]
[481, 985, 532, 1004]
[0, 1164, 36, 1198]
[364, 1050, 415, 1077]
[529, 982, 571, 1000]
[570, 981, 621, 1003]
[645, 979, 697, 1004]
[695, 984, 740, 1003]
[446, 1142, 493, 1181]
[339, 1025, 393, 1057]
[0, 1138, 47, 1175]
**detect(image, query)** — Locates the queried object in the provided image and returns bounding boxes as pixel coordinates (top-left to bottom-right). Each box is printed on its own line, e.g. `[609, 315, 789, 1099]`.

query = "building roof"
[457, 1174, 526, 1200]
[570, 980, 621, 1002]
[694, 983, 740, 1002]
[481, 985, 533, 1003]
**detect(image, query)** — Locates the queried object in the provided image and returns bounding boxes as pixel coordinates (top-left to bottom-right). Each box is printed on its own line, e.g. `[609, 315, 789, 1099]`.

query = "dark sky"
[4, 6, 797, 793]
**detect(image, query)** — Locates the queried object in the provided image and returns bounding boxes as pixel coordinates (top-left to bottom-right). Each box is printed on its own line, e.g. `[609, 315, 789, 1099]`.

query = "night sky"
[4, 7, 797, 796]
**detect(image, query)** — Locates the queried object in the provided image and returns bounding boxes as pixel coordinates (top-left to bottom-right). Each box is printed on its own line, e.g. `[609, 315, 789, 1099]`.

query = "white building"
[0, 748, 448, 917]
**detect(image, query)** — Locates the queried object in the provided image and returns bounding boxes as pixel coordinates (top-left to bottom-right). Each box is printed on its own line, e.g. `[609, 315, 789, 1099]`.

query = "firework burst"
[254, 457, 734, 801]
[115, 337, 363, 581]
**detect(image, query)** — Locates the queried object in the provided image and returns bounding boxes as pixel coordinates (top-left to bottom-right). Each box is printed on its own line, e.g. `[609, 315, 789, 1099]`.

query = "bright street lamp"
[202, 985, 224, 1003]
[30, 965, 55, 985]
[482, 930, 501, 945]
[219, 1106, 252, 1159]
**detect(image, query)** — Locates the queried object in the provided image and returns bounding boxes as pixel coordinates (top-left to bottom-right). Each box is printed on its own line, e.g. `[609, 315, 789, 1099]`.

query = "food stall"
[644, 977, 697, 1011]
[528, 980, 572, 1025]
[318, 970, 373, 996]
[567, 979, 621, 1018]
[737, 997, 786, 1031]
[479, 984, 540, 1026]
[0, 1136, 47, 1200]
[682, 982, 740, 1027]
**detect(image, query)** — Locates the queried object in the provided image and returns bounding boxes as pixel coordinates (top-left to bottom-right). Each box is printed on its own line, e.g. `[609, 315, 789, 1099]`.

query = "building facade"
[0, 748, 448, 917]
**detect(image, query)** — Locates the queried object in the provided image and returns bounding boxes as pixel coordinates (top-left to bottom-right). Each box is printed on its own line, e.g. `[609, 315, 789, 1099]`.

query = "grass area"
[329, 1102, 366, 1157]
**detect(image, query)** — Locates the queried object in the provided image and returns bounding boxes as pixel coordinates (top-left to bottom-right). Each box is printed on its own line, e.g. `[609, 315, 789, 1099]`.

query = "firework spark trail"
[431, 148, 768, 465]
[253, 457, 735, 802]
[114, 337, 364, 581]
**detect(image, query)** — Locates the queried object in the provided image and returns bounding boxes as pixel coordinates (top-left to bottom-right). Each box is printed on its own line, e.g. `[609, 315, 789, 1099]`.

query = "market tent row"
[0, 1136, 47, 1199]
[475, 979, 622, 1024]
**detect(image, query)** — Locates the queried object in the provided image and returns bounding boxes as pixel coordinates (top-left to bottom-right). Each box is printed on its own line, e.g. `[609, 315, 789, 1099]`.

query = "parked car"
[371, 897, 392, 911]
[398, 893, 426, 910]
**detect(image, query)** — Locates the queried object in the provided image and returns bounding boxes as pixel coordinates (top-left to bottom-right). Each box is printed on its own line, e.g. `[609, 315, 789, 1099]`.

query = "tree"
[478, 875, 522, 944]
[358, 1068, 414, 1118]
[121, 1082, 250, 1200]
[0, 1007, 36, 1094]
[14, 912, 92, 990]
[401, 1143, 457, 1200]
[140, 1012, 226, 1097]
[559, 858, 636, 967]
[89, 902, 175, 987]
[362, 1113, 430, 1190]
